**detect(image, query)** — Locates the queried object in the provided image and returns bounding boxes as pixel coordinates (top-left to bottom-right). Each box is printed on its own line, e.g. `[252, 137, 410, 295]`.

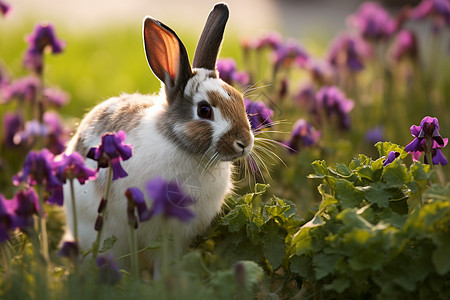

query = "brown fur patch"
[208, 84, 253, 159]
[71, 95, 154, 158]
[96, 96, 154, 135]
[182, 121, 213, 153]
[208, 85, 252, 144]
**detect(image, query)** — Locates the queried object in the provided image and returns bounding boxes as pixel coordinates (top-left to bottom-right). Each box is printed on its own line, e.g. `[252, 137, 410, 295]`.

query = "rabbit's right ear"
[143, 17, 192, 92]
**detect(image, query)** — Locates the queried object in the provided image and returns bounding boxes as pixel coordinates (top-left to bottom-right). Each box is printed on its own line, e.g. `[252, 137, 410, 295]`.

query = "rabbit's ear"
[193, 3, 229, 70]
[143, 17, 192, 90]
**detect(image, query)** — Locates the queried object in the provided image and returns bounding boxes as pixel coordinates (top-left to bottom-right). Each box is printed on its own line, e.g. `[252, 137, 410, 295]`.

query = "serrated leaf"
[221, 204, 252, 232]
[381, 160, 412, 188]
[262, 222, 285, 270]
[335, 179, 364, 208]
[359, 182, 390, 208]
[254, 183, 269, 194]
[333, 163, 352, 177]
[263, 197, 297, 224]
[313, 253, 340, 279]
[310, 160, 328, 178]
[375, 141, 407, 158]
[290, 255, 313, 278]
[355, 166, 375, 181]
[410, 161, 432, 181]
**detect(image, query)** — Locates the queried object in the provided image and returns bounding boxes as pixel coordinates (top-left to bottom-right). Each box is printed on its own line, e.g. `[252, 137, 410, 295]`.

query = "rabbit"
[63, 3, 254, 270]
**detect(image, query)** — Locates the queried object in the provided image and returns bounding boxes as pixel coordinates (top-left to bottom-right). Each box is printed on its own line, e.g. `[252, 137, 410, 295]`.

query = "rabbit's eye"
[197, 102, 213, 120]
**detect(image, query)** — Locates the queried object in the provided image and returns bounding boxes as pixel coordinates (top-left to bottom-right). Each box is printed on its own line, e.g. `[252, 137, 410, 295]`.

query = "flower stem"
[129, 223, 139, 279]
[161, 222, 169, 279]
[69, 178, 78, 243]
[36, 185, 49, 264]
[93, 165, 113, 259]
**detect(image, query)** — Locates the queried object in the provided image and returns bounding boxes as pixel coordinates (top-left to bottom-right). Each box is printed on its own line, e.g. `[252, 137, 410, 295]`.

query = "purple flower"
[0, 194, 14, 242]
[389, 30, 419, 62]
[13, 149, 65, 205]
[0, 63, 9, 88]
[327, 33, 372, 72]
[125, 187, 151, 228]
[13, 120, 48, 148]
[315, 86, 354, 130]
[2, 113, 24, 148]
[244, 99, 274, 132]
[87, 130, 133, 180]
[295, 83, 316, 109]
[303, 59, 334, 85]
[411, 0, 450, 32]
[2, 76, 40, 103]
[96, 254, 122, 285]
[13, 148, 60, 188]
[217, 58, 250, 86]
[346, 2, 397, 40]
[405, 116, 447, 165]
[383, 151, 400, 166]
[146, 177, 196, 222]
[0, 1, 11, 17]
[250, 31, 283, 50]
[11, 189, 40, 230]
[58, 241, 80, 261]
[24, 23, 65, 73]
[273, 38, 309, 70]
[43, 111, 67, 155]
[284, 119, 321, 153]
[365, 126, 385, 144]
[54, 152, 97, 185]
[43, 87, 69, 107]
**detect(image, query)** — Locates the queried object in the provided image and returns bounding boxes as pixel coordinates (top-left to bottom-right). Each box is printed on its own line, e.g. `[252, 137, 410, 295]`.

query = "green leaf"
[410, 161, 432, 181]
[262, 221, 285, 270]
[337, 209, 372, 230]
[432, 233, 450, 275]
[355, 166, 375, 181]
[424, 183, 450, 202]
[221, 204, 252, 232]
[254, 183, 269, 194]
[100, 235, 117, 253]
[381, 160, 412, 188]
[263, 198, 291, 222]
[375, 141, 407, 158]
[292, 227, 314, 255]
[290, 255, 313, 278]
[358, 182, 391, 208]
[331, 163, 352, 177]
[313, 253, 340, 279]
[324, 277, 351, 293]
[308, 160, 328, 178]
[335, 179, 364, 208]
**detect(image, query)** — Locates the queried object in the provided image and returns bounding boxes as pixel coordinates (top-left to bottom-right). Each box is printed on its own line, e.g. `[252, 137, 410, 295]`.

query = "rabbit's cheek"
[179, 121, 213, 154]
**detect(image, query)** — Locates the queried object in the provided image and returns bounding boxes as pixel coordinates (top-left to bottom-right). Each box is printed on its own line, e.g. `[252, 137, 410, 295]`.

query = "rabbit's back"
[67, 93, 158, 157]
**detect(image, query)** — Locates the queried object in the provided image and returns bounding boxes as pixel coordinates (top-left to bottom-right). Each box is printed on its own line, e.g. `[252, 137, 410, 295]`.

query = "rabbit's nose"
[235, 141, 246, 150]
[234, 139, 252, 156]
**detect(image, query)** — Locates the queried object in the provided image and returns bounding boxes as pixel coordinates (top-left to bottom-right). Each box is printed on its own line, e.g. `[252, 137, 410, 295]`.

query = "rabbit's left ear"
[193, 3, 229, 70]
[143, 17, 192, 90]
